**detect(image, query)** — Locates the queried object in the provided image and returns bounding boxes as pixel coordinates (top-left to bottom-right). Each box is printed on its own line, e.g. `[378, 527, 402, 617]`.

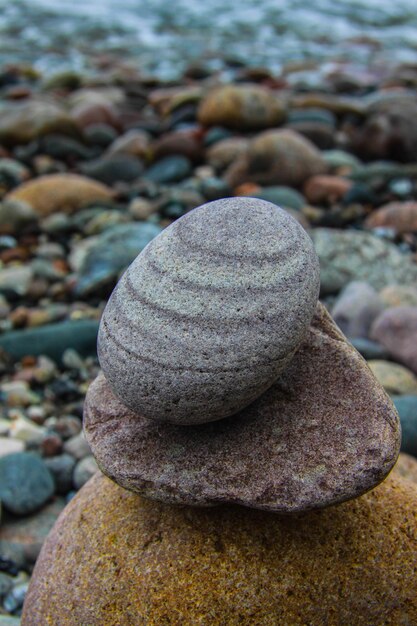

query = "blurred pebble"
[350, 338, 388, 360]
[0, 452, 54, 515]
[144, 156, 192, 184]
[368, 360, 417, 395]
[44, 453, 76, 494]
[3, 582, 28, 614]
[331, 281, 385, 339]
[0, 437, 24, 458]
[73, 455, 98, 489]
[63, 432, 91, 460]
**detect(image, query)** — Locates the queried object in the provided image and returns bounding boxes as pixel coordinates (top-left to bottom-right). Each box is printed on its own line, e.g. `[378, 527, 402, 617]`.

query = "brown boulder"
[225, 129, 327, 188]
[85, 304, 400, 512]
[22, 470, 417, 625]
[6, 174, 114, 217]
[198, 84, 286, 130]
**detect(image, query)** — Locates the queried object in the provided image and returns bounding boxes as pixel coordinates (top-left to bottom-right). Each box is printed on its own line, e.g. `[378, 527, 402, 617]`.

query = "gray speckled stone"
[86, 304, 400, 513]
[311, 228, 417, 295]
[98, 198, 320, 425]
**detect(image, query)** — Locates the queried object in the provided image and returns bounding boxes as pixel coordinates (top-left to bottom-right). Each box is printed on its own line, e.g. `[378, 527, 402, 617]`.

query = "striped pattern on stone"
[98, 197, 320, 424]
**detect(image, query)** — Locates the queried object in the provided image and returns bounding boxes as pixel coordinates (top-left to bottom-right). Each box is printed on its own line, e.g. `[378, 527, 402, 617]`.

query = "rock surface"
[6, 174, 114, 216]
[88, 303, 400, 511]
[98, 198, 320, 425]
[22, 470, 417, 625]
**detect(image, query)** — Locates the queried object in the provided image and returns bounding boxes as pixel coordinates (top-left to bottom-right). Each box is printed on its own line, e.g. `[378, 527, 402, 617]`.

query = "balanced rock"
[98, 198, 320, 425]
[225, 129, 327, 188]
[87, 303, 400, 512]
[22, 469, 417, 625]
[6, 174, 114, 217]
[198, 84, 286, 130]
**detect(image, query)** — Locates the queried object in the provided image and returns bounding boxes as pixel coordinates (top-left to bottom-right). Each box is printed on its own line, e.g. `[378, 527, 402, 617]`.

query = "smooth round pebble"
[0, 452, 54, 515]
[98, 197, 320, 424]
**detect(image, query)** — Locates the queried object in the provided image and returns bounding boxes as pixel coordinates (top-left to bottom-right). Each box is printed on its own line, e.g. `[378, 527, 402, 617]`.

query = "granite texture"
[22, 469, 417, 625]
[87, 303, 400, 512]
[98, 197, 320, 425]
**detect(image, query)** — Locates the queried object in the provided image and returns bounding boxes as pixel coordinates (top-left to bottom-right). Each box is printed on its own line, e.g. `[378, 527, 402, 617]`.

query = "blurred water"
[1, 0, 417, 79]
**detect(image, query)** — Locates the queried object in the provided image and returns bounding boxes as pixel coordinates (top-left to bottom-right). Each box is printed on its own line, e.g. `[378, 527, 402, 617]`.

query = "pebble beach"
[1, 0, 417, 621]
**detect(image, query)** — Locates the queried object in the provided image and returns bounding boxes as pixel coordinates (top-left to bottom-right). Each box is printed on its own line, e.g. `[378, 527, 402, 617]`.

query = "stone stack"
[22, 198, 415, 625]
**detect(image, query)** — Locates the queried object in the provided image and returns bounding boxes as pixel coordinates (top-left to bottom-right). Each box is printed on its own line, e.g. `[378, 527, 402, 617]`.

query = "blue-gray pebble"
[393, 395, 417, 457]
[0, 452, 54, 515]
